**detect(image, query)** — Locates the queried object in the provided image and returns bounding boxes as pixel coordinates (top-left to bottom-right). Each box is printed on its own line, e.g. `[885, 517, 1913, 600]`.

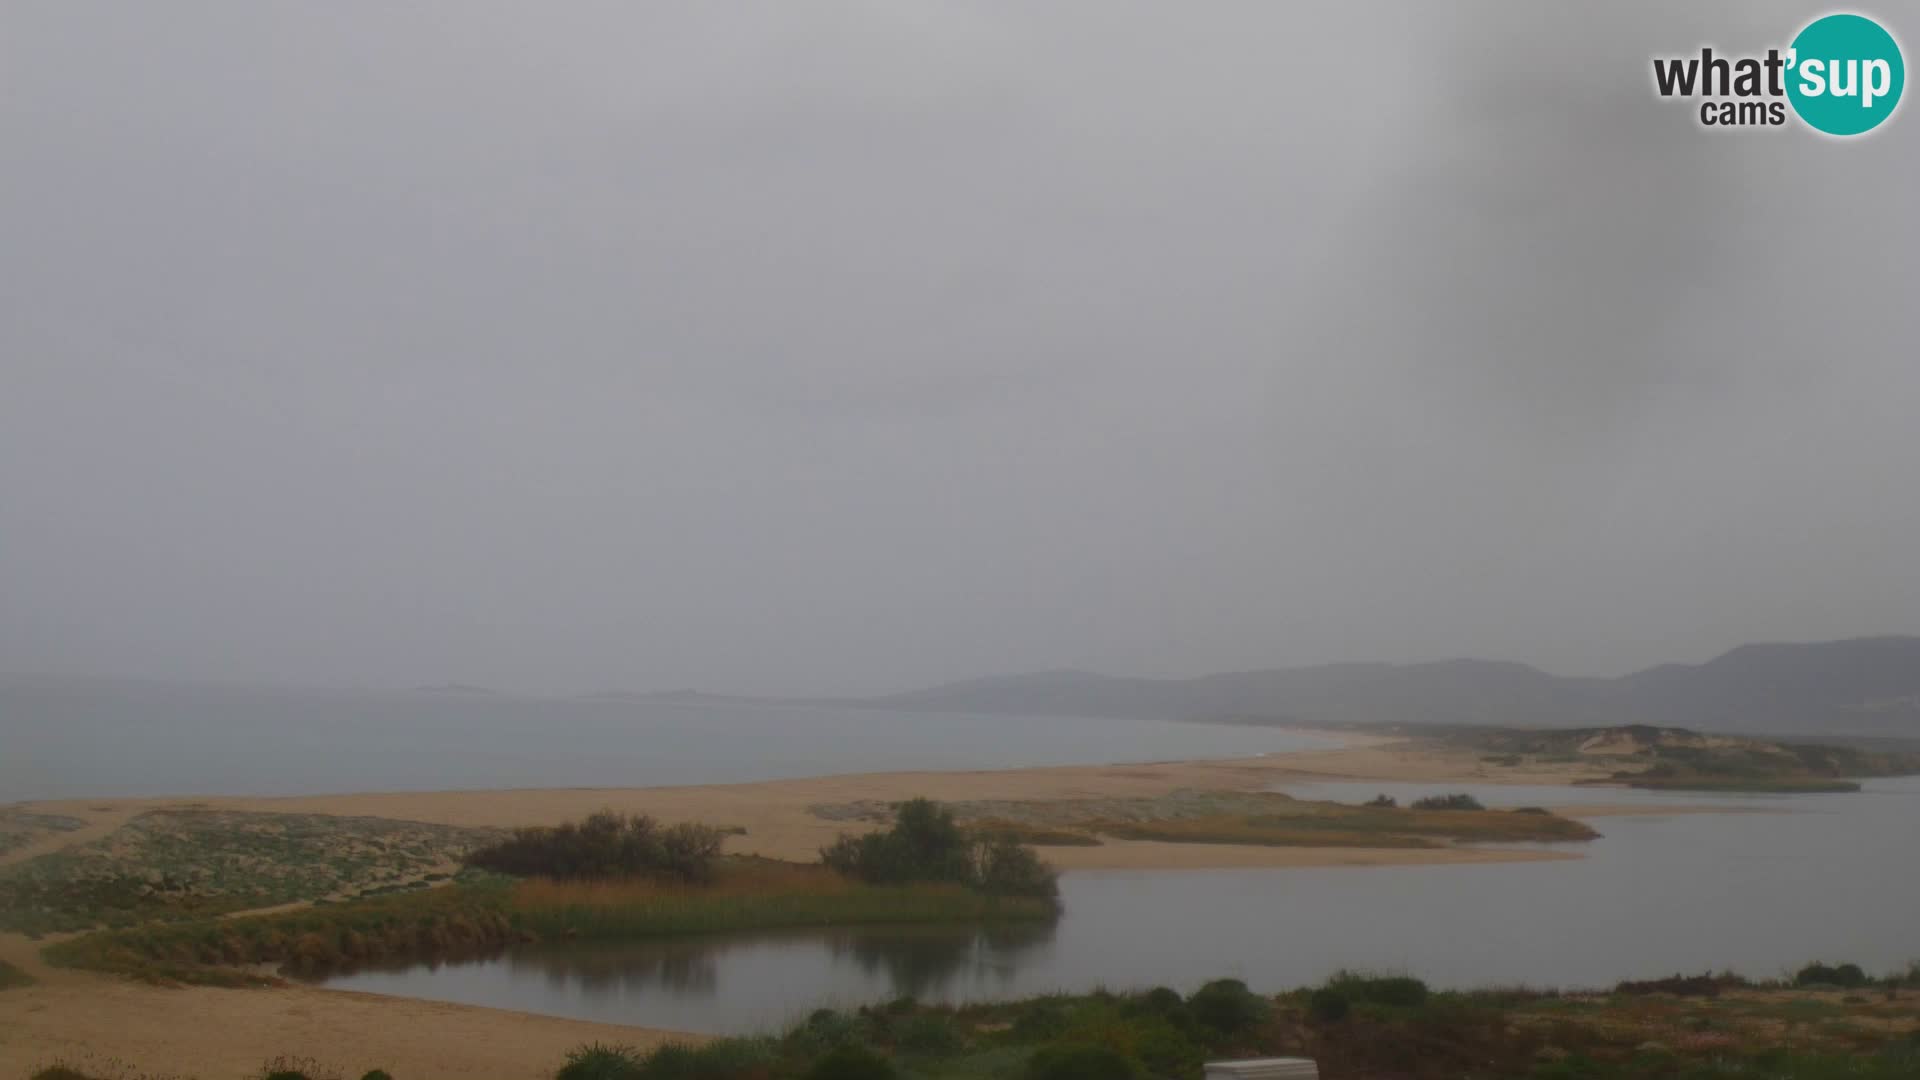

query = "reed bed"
[45, 861, 1056, 984]
[511, 870, 1054, 939]
[1091, 806, 1597, 848]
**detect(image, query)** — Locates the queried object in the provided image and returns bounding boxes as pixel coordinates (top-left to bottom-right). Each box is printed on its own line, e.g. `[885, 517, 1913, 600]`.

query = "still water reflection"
[321, 778, 1920, 1033]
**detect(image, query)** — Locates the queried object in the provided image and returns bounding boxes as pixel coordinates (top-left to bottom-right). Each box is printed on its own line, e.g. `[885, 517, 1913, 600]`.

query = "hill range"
[859, 636, 1920, 739]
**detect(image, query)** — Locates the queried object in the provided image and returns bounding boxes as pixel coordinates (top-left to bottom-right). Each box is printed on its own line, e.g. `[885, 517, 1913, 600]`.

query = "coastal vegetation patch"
[42, 801, 1059, 984]
[1435, 724, 1920, 792]
[0, 810, 502, 935]
[22, 964, 1920, 1078]
[812, 790, 1597, 850]
[0, 806, 86, 857]
[820, 798, 1060, 899]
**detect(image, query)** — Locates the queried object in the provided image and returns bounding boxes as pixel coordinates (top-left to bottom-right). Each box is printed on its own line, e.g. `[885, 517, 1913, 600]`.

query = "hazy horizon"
[5, 630, 1916, 701]
[6, 3, 1918, 699]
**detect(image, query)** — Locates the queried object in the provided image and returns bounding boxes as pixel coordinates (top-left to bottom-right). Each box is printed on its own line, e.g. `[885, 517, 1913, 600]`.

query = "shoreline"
[9, 730, 1644, 873]
[0, 733, 1737, 1077]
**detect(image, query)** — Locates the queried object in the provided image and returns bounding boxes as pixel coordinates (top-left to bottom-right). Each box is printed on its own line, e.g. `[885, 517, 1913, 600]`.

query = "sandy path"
[0, 969, 696, 1079]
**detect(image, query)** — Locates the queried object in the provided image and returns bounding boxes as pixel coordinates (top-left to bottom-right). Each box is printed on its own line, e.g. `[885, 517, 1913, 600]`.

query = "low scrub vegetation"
[523, 966, 1920, 1080]
[23, 963, 1920, 1079]
[45, 855, 1057, 983]
[1409, 793, 1485, 811]
[818, 789, 1596, 853]
[1794, 960, 1869, 988]
[464, 811, 727, 884]
[27, 1062, 394, 1080]
[821, 798, 1060, 900]
[0, 807, 85, 857]
[0, 810, 497, 935]
[965, 820, 1104, 847]
[1092, 804, 1595, 848]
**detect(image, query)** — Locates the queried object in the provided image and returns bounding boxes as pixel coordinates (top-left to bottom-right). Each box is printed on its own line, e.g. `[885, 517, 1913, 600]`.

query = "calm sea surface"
[0, 679, 1327, 801]
[319, 777, 1920, 1033]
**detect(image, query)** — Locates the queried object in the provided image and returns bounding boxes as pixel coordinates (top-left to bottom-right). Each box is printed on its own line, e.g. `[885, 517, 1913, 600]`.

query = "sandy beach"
[0, 733, 1667, 1078]
[8, 731, 1639, 873]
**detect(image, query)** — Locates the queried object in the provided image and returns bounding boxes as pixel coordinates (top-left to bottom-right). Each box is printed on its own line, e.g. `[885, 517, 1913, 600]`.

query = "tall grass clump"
[511, 868, 1053, 940]
[1409, 793, 1484, 811]
[820, 798, 1059, 900]
[466, 811, 725, 884]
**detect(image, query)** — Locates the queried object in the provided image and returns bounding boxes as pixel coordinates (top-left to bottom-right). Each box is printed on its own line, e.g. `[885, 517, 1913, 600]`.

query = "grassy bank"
[42, 860, 1057, 985]
[510, 863, 1055, 940]
[813, 790, 1599, 850]
[35, 967, 1917, 1080]
[1432, 724, 1920, 793]
[549, 968, 1920, 1080]
[1621, 774, 1862, 793]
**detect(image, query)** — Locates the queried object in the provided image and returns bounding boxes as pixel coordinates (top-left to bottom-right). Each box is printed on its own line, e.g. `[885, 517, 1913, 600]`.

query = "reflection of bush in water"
[472, 920, 1057, 1002]
[830, 921, 1058, 998]
[508, 939, 721, 997]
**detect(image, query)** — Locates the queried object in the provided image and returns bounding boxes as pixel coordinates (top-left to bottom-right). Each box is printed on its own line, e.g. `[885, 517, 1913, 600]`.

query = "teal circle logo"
[1787, 13, 1905, 135]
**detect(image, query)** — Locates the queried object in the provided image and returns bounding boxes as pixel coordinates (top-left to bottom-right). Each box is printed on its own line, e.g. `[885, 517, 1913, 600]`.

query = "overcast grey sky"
[3, 3, 1915, 696]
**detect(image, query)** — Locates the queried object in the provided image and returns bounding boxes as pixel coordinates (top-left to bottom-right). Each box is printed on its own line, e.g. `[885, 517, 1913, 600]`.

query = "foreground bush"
[466, 811, 725, 884]
[820, 798, 1059, 899]
[1025, 1043, 1141, 1080]
[1187, 977, 1270, 1034]
[556, 1042, 646, 1080]
[802, 1043, 895, 1080]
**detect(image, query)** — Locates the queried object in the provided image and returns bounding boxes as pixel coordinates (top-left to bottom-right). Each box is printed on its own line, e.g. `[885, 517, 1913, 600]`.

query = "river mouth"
[316, 777, 1920, 1034]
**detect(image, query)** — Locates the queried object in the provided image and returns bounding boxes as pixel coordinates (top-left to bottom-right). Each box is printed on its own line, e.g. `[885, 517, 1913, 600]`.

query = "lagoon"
[317, 777, 1920, 1033]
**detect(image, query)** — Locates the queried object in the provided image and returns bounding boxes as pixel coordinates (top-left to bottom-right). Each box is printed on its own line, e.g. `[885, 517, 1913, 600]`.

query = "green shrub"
[1010, 1000, 1073, 1041]
[467, 811, 723, 884]
[821, 798, 1059, 899]
[1410, 793, 1485, 811]
[1129, 1020, 1203, 1078]
[557, 1042, 647, 1080]
[1308, 987, 1350, 1022]
[803, 1042, 896, 1080]
[647, 1038, 777, 1080]
[974, 836, 1061, 899]
[896, 1013, 962, 1056]
[1026, 1043, 1142, 1080]
[361, 1072, 394, 1080]
[1326, 971, 1429, 1008]
[1795, 961, 1868, 988]
[30, 1069, 96, 1080]
[794, 1009, 863, 1055]
[1187, 978, 1269, 1034]
[1364, 794, 1398, 808]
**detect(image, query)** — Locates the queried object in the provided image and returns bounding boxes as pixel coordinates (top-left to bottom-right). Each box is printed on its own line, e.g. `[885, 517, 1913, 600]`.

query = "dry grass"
[510, 860, 1055, 939]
